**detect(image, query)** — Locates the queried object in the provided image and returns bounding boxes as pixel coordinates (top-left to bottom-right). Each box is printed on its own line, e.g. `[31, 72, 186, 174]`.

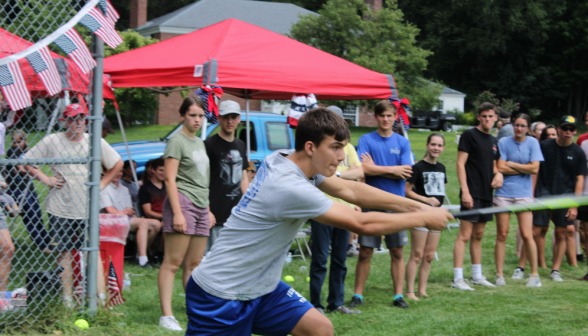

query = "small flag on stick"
[107, 259, 125, 307]
[0, 62, 32, 111]
[80, 8, 123, 49]
[53, 29, 97, 74]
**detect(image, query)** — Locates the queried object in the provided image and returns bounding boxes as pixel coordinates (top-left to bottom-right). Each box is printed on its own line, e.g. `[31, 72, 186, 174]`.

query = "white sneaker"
[495, 274, 506, 286]
[160, 316, 183, 331]
[549, 271, 564, 282]
[526, 276, 542, 287]
[471, 276, 497, 287]
[511, 268, 525, 280]
[451, 278, 475, 291]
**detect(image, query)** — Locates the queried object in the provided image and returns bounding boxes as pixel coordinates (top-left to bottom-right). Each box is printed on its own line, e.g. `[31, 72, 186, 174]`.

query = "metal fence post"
[86, 34, 105, 313]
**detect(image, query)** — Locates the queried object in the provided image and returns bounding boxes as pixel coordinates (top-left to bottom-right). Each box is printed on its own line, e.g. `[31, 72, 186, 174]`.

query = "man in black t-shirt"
[534, 115, 586, 282]
[452, 103, 503, 291]
[139, 157, 167, 220]
[204, 100, 249, 252]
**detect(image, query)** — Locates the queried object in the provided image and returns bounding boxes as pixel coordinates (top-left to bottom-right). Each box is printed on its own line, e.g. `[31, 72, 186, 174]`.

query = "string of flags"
[0, 0, 122, 112]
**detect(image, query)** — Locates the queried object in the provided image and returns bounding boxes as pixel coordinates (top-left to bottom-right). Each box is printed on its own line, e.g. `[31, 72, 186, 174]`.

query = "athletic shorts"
[493, 196, 533, 207]
[459, 198, 493, 223]
[533, 209, 574, 227]
[162, 192, 210, 236]
[577, 206, 588, 222]
[48, 214, 86, 252]
[413, 227, 441, 234]
[185, 277, 313, 336]
[358, 208, 407, 248]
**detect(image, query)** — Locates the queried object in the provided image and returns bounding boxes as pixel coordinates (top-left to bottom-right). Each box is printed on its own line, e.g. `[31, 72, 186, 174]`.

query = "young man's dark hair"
[374, 100, 397, 116]
[477, 102, 496, 114]
[179, 96, 206, 116]
[294, 108, 349, 151]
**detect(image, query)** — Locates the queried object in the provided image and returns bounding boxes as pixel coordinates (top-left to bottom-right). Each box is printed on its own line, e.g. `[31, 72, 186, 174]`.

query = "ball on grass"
[74, 319, 89, 330]
[306, 277, 310, 282]
[284, 275, 295, 282]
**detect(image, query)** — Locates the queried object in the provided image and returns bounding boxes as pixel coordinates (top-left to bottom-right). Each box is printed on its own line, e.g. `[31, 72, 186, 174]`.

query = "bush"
[456, 112, 477, 125]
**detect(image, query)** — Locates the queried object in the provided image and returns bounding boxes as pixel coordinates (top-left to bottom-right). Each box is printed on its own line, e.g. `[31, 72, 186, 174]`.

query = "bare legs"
[158, 233, 207, 317]
[130, 218, 162, 259]
[353, 246, 373, 296]
[454, 220, 486, 269]
[0, 229, 14, 292]
[406, 230, 440, 300]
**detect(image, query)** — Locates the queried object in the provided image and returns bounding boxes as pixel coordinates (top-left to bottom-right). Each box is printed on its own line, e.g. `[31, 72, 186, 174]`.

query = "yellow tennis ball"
[74, 319, 89, 330]
[284, 275, 295, 282]
[306, 277, 310, 282]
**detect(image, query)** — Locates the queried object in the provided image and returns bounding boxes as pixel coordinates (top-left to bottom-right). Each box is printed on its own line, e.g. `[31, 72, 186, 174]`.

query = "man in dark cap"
[102, 117, 115, 139]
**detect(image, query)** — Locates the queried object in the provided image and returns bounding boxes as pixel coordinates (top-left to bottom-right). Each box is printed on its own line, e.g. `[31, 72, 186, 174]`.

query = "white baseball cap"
[219, 100, 241, 116]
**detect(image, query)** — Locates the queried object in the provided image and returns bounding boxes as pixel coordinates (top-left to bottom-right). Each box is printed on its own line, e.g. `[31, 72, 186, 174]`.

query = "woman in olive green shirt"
[158, 97, 215, 332]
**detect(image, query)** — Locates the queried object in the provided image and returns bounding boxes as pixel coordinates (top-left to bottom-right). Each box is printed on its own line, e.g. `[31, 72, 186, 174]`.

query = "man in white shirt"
[100, 170, 162, 268]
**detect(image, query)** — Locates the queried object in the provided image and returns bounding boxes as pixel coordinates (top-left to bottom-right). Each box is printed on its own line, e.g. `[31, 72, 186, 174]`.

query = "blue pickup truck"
[110, 111, 295, 176]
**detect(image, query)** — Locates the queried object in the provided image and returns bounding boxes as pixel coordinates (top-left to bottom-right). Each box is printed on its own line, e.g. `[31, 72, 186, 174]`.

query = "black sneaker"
[577, 254, 585, 262]
[326, 305, 361, 314]
[393, 297, 410, 309]
[349, 296, 363, 308]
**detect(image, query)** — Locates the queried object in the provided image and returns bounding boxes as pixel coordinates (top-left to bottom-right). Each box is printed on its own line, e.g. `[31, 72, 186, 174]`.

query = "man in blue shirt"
[350, 100, 413, 309]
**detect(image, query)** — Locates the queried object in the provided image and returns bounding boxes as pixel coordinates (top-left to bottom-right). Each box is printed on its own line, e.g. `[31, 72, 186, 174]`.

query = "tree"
[397, 0, 567, 115]
[289, 0, 442, 110]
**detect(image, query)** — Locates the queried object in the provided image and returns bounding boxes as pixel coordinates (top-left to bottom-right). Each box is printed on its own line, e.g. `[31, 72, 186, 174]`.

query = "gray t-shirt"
[192, 149, 333, 300]
[496, 123, 514, 140]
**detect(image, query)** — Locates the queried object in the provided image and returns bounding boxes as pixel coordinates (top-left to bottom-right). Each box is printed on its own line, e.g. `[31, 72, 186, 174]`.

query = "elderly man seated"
[100, 170, 162, 268]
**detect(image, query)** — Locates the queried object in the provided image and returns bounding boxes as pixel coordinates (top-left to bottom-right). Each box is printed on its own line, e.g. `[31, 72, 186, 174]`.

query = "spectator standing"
[404, 133, 447, 300]
[532, 116, 586, 282]
[158, 97, 213, 332]
[531, 122, 546, 140]
[23, 103, 123, 307]
[101, 117, 115, 139]
[5, 130, 49, 252]
[204, 100, 248, 252]
[540, 125, 558, 142]
[494, 114, 543, 287]
[452, 102, 503, 291]
[351, 100, 413, 309]
[120, 160, 139, 204]
[309, 106, 363, 315]
[496, 110, 514, 140]
[493, 120, 503, 137]
[139, 158, 166, 220]
[100, 169, 162, 267]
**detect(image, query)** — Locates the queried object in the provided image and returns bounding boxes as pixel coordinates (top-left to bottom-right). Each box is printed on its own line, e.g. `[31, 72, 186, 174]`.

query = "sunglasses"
[561, 126, 576, 132]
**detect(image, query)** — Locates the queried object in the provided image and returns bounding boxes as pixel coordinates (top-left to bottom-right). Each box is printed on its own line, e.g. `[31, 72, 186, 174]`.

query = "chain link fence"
[0, 0, 103, 331]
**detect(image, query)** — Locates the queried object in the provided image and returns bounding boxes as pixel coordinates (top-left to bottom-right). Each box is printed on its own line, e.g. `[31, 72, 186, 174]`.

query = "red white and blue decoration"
[288, 93, 318, 128]
[0, 63, 31, 111]
[388, 96, 411, 131]
[195, 85, 224, 124]
[107, 260, 125, 307]
[25, 47, 62, 96]
[0, 0, 122, 111]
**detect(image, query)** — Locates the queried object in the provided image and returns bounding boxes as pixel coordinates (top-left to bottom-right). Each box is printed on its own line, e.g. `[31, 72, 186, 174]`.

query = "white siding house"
[436, 87, 466, 113]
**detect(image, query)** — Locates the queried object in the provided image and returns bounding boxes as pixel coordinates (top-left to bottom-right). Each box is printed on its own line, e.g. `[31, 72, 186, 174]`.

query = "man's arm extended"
[314, 201, 451, 236]
[318, 176, 428, 213]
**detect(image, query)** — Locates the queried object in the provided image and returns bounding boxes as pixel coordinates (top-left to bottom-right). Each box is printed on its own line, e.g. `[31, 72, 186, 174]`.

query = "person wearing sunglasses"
[532, 116, 586, 282]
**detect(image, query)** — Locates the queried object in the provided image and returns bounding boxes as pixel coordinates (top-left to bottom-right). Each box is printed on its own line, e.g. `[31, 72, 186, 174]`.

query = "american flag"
[80, 8, 123, 49]
[99, 0, 120, 26]
[25, 47, 61, 96]
[53, 29, 96, 74]
[107, 260, 125, 307]
[0, 62, 32, 111]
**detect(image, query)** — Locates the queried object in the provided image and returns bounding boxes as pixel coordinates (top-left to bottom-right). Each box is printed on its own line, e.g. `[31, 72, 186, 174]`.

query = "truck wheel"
[442, 122, 452, 132]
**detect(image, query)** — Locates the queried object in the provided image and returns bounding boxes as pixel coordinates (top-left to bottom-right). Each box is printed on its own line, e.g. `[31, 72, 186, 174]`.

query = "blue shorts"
[186, 277, 313, 336]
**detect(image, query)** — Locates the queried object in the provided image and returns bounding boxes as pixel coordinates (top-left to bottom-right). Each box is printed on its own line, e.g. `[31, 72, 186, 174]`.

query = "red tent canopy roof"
[0, 28, 89, 96]
[104, 18, 397, 100]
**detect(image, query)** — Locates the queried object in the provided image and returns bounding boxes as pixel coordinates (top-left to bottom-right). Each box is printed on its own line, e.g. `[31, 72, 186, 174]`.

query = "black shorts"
[577, 206, 588, 222]
[48, 214, 86, 252]
[459, 198, 493, 223]
[533, 209, 574, 227]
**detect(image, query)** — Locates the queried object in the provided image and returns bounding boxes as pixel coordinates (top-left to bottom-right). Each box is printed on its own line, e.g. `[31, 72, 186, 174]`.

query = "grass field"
[7, 125, 588, 335]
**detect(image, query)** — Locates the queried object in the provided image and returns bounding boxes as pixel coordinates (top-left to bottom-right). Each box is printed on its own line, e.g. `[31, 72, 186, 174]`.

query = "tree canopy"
[289, 0, 442, 110]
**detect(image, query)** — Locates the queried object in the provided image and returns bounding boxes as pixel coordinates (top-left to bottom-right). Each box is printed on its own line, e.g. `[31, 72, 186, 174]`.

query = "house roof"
[136, 0, 316, 36]
[442, 87, 466, 95]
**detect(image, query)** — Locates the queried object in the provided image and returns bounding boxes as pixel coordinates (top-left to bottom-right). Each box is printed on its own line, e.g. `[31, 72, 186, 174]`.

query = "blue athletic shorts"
[185, 277, 313, 336]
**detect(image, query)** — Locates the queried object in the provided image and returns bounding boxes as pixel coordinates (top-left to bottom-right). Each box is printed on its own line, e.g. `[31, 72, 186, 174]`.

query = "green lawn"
[8, 125, 588, 335]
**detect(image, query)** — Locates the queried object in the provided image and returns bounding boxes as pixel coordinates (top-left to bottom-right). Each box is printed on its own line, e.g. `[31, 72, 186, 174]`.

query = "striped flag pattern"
[0, 63, 32, 111]
[25, 47, 61, 96]
[107, 261, 125, 307]
[53, 29, 96, 74]
[99, 0, 120, 25]
[80, 8, 123, 49]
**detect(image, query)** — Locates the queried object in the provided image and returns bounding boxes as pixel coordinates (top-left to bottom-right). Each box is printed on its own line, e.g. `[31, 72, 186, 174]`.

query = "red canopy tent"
[103, 18, 398, 100]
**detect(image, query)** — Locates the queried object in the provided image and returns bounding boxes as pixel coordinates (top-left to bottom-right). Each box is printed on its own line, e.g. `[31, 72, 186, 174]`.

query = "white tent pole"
[246, 92, 251, 161]
[114, 108, 139, 186]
